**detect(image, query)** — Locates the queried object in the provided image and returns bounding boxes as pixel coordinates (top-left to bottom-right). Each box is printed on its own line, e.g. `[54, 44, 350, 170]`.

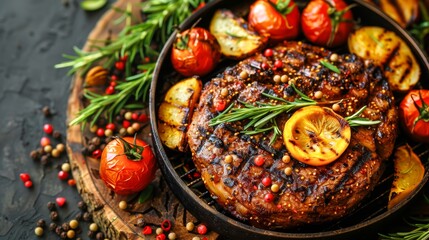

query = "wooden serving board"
[66, 0, 219, 239]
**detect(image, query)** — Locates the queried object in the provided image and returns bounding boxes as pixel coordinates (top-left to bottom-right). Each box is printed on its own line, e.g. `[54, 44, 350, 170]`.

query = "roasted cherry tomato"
[99, 136, 157, 195]
[301, 0, 354, 47]
[171, 27, 221, 77]
[399, 90, 429, 143]
[248, 0, 300, 41]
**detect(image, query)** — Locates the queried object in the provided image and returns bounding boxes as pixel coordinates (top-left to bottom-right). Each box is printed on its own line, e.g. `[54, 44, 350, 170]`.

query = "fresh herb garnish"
[409, 1, 429, 50]
[210, 84, 380, 144]
[345, 105, 381, 127]
[58, 0, 204, 126]
[80, 0, 108, 11]
[379, 194, 429, 240]
[320, 60, 341, 74]
[210, 84, 317, 143]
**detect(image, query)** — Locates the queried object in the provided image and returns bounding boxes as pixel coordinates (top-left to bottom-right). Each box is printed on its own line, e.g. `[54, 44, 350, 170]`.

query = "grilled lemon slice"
[283, 106, 351, 166]
[388, 144, 425, 209]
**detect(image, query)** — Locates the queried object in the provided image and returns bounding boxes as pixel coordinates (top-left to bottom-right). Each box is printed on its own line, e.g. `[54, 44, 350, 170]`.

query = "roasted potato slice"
[210, 9, 268, 60]
[158, 77, 202, 152]
[348, 26, 420, 92]
[365, 0, 419, 28]
[388, 144, 425, 209]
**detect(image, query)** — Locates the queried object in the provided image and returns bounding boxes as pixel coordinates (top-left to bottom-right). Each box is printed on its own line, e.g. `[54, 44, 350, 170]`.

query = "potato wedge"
[157, 77, 202, 152]
[388, 144, 425, 209]
[365, 0, 419, 28]
[348, 26, 420, 92]
[210, 9, 268, 60]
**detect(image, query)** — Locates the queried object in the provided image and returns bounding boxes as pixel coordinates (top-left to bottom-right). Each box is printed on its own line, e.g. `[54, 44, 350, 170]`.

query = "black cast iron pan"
[149, 0, 429, 239]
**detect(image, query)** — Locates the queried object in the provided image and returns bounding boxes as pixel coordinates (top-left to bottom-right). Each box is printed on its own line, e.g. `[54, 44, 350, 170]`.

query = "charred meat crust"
[187, 41, 398, 229]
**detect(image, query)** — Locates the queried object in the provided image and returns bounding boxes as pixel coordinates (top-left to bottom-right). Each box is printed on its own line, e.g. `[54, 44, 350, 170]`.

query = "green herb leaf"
[80, 0, 107, 11]
[320, 60, 341, 74]
[138, 184, 154, 203]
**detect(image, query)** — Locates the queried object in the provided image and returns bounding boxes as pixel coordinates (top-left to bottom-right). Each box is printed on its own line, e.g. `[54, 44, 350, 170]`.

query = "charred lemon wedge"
[388, 144, 425, 209]
[283, 106, 351, 166]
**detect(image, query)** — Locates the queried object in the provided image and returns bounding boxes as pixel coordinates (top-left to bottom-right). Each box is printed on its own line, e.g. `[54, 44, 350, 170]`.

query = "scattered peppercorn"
[156, 227, 163, 235]
[35, 226, 44, 237]
[42, 106, 52, 117]
[89, 223, 98, 232]
[168, 232, 177, 240]
[77, 201, 87, 211]
[40, 137, 51, 147]
[43, 124, 54, 134]
[156, 233, 166, 240]
[58, 171, 69, 180]
[95, 232, 104, 240]
[197, 224, 207, 235]
[61, 163, 71, 172]
[69, 219, 79, 229]
[53, 130, 62, 139]
[49, 222, 57, 231]
[118, 200, 127, 210]
[30, 150, 39, 160]
[24, 180, 33, 188]
[83, 212, 92, 222]
[67, 230, 76, 239]
[37, 219, 46, 228]
[50, 211, 59, 221]
[47, 201, 56, 211]
[136, 218, 145, 228]
[186, 222, 195, 231]
[62, 222, 70, 232]
[60, 231, 67, 239]
[68, 179, 76, 186]
[142, 225, 152, 235]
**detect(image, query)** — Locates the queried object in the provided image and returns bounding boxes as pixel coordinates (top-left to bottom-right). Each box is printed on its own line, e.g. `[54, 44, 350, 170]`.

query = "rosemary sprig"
[60, 0, 204, 126]
[345, 105, 381, 127]
[379, 195, 429, 240]
[209, 84, 317, 143]
[55, 0, 204, 75]
[320, 60, 341, 74]
[70, 63, 154, 127]
[210, 84, 380, 143]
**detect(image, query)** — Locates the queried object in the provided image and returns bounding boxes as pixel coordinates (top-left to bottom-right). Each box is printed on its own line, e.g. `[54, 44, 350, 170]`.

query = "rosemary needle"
[59, 0, 204, 126]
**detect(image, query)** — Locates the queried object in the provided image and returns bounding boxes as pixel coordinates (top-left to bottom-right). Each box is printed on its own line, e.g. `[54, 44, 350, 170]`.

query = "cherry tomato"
[301, 0, 354, 47]
[99, 136, 157, 195]
[399, 90, 429, 143]
[248, 0, 300, 41]
[171, 27, 221, 77]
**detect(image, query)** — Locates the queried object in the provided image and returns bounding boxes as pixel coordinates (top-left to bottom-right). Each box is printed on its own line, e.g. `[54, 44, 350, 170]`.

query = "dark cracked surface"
[0, 1, 114, 239]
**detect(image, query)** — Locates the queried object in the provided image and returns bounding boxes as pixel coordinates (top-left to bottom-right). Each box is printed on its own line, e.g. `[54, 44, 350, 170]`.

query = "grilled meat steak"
[187, 41, 398, 229]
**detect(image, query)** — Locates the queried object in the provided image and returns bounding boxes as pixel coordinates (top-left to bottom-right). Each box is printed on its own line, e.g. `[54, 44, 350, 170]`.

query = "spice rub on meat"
[186, 41, 398, 229]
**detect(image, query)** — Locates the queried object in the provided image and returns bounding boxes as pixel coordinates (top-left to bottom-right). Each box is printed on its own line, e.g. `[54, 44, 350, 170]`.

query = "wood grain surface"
[66, 0, 219, 239]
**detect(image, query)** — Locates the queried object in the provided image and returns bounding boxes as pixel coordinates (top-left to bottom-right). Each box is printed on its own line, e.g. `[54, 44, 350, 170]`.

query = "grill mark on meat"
[186, 41, 397, 229]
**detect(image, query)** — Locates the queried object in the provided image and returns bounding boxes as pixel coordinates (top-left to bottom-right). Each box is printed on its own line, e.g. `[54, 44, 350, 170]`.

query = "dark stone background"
[0, 1, 114, 239]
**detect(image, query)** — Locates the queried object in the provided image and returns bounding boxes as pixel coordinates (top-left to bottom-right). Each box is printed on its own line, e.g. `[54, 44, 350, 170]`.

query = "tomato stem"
[114, 135, 144, 161]
[273, 0, 295, 16]
[326, 2, 355, 47]
[411, 91, 429, 132]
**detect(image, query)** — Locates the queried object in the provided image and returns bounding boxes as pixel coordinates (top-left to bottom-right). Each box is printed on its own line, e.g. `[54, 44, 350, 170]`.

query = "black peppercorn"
[37, 219, 46, 228]
[87, 230, 96, 238]
[83, 212, 92, 222]
[116, 114, 123, 122]
[77, 201, 87, 211]
[30, 150, 39, 160]
[55, 226, 62, 235]
[62, 222, 70, 232]
[53, 131, 62, 139]
[42, 106, 51, 117]
[75, 226, 82, 234]
[60, 231, 67, 239]
[95, 232, 104, 240]
[47, 202, 56, 211]
[50, 211, 59, 221]
[136, 218, 145, 228]
[49, 222, 57, 231]
[91, 137, 101, 146]
[75, 213, 83, 221]
[87, 144, 96, 153]
[41, 155, 50, 165]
